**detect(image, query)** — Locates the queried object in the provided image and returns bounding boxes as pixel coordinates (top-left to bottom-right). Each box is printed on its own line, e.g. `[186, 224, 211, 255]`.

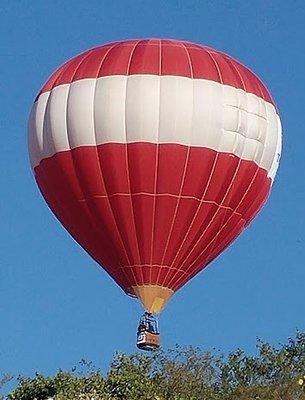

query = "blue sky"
[1, 0, 304, 390]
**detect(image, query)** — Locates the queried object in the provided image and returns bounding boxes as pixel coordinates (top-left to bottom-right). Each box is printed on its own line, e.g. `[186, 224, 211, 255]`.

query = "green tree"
[7, 332, 305, 400]
[152, 345, 221, 400]
[220, 331, 305, 399]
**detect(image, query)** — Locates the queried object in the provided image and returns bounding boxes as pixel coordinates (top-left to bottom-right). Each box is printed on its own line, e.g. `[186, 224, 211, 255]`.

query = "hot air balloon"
[28, 39, 281, 350]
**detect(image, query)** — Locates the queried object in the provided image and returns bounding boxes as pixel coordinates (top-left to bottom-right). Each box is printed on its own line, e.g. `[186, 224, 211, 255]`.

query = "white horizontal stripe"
[28, 75, 281, 179]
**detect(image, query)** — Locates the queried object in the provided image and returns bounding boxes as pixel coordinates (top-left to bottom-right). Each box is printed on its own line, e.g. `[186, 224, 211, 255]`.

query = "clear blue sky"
[1, 0, 304, 389]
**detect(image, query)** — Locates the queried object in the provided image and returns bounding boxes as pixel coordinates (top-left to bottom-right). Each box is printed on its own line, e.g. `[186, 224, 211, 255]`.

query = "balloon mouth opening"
[129, 285, 174, 314]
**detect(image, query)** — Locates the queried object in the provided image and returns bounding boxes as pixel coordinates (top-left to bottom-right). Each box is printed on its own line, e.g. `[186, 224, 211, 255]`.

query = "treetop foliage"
[5, 331, 305, 400]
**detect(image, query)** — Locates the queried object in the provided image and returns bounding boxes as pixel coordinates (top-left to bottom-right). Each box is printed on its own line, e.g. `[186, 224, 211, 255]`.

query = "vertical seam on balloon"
[91, 43, 136, 290]
[173, 219, 248, 292]
[36, 63, 65, 99]
[124, 40, 144, 286]
[50, 56, 82, 90]
[40, 92, 52, 161]
[196, 189, 240, 275]
[158, 41, 194, 269]
[158, 41, 194, 287]
[242, 84, 272, 221]
[41, 49, 90, 160]
[201, 67, 249, 262]
[148, 39, 162, 283]
[167, 86, 249, 289]
[204, 218, 246, 263]
[197, 59, 250, 266]
[257, 98, 266, 168]
[37, 171, 127, 291]
[180, 160, 245, 280]
[95, 43, 136, 285]
[35, 59, 84, 259]
[252, 74, 266, 102]
[203, 48, 224, 84]
[185, 169, 261, 278]
[224, 59, 248, 145]
[63, 48, 95, 142]
[45, 51, 121, 279]
[256, 97, 266, 144]
[165, 50, 228, 284]
[173, 85, 247, 281]
[166, 151, 219, 286]
[93, 42, 139, 292]
[167, 129, 234, 283]
[224, 56, 247, 91]
[209, 46, 274, 106]
[51, 50, 92, 90]
[256, 82, 269, 176]
[178, 129, 268, 288]
[34, 170, 110, 292]
[41, 58, 73, 160]
[247, 73, 268, 169]
[225, 60, 268, 170]
[63, 51, 125, 273]
[202, 50, 241, 267]
[243, 65, 266, 105]
[95, 43, 118, 77]
[200, 125, 270, 275]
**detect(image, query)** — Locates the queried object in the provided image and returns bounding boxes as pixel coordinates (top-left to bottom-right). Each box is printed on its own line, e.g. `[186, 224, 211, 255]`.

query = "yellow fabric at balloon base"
[131, 285, 173, 314]
[151, 297, 165, 314]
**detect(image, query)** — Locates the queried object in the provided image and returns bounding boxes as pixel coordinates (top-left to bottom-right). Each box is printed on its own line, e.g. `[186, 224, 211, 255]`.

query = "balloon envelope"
[29, 39, 281, 313]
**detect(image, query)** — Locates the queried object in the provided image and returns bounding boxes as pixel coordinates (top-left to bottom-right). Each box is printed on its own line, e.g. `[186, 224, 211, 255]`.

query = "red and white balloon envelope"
[29, 39, 281, 343]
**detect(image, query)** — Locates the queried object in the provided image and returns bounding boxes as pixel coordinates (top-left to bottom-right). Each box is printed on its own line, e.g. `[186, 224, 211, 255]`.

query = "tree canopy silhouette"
[7, 332, 305, 400]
